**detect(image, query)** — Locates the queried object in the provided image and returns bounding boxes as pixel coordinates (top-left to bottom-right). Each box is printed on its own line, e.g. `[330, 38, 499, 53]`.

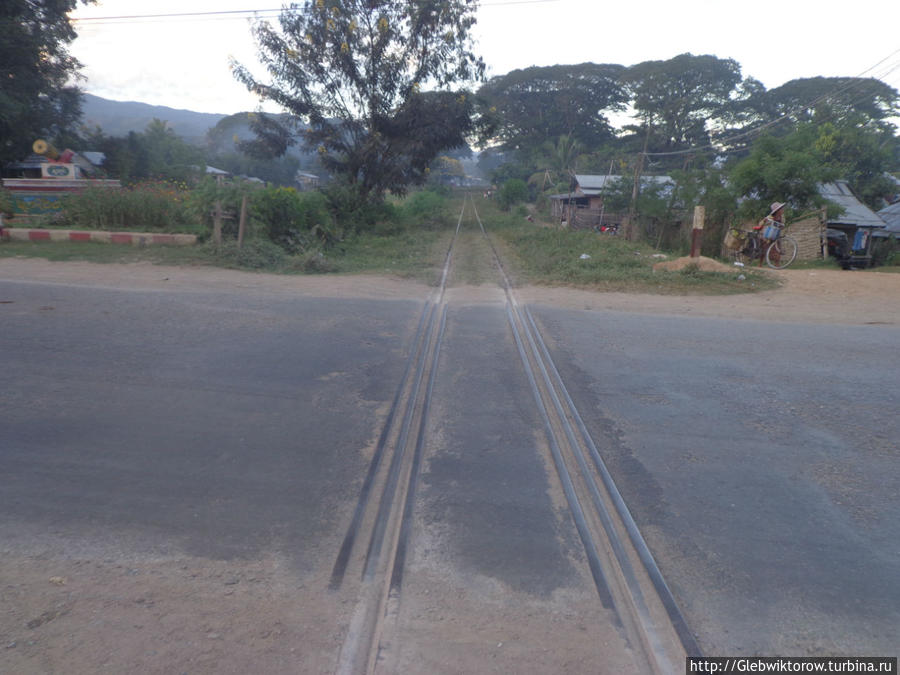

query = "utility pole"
[627, 121, 652, 240]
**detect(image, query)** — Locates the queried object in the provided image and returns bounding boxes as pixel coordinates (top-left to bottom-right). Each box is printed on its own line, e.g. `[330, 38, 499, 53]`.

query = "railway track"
[330, 202, 463, 674]
[331, 195, 700, 673]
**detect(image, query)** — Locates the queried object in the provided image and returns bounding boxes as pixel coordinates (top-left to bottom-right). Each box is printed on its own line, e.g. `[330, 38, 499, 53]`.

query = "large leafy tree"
[232, 0, 484, 202]
[0, 1, 93, 164]
[727, 124, 840, 219]
[81, 120, 204, 183]
[477, 63, 627, 154]
[714, 76, 900, 160]
[621, 53, 745, 155]
[761, 77, 899, 127]
[728, 105, 899, 218]
[811, 113, 898, 209]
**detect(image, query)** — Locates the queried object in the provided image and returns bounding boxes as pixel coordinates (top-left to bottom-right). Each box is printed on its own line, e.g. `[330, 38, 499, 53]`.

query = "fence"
[560, 206, 629, 231]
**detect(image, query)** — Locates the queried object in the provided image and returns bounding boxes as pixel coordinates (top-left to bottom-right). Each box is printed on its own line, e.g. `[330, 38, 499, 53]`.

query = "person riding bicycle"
[752, 201, 786, 265]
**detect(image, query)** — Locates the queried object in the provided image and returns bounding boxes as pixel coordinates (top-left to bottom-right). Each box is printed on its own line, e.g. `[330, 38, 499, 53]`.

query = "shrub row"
[49, 179, 454, 260]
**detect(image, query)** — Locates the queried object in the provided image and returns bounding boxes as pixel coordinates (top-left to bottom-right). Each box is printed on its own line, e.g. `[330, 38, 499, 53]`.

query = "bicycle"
[740, 224, 798, 269]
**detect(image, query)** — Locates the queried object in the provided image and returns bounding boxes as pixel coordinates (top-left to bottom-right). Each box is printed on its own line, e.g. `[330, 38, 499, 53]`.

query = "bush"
[871, 235, 898, 267]
[400, 189, 453, 229]
[187, 177, 261, 240]
[251, 187, 333, 254]
[206, 239, 287, 269]
[497, 179, 528, 211]
[58, 181, 198, 232]
[294, 250, 338, 273]
[323, 183, 396, 232]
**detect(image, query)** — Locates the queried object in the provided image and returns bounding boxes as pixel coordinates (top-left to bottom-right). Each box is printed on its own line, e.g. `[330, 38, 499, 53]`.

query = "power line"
[71, 0, 560, 24]
[73, 8, 280, 21]
[641, 47, 900, 158]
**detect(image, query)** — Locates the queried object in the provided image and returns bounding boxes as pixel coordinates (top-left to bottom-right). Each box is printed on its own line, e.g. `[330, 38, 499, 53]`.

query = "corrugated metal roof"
[572, 174, 674, 197]
[820, 181, 885, 229]
[877, 200, 900, 233]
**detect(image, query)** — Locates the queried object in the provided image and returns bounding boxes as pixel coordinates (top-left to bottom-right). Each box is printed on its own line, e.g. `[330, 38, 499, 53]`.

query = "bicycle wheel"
[766, 235, 798, 269]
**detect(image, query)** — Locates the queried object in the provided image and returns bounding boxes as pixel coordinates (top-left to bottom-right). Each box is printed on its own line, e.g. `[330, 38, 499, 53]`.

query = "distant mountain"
[80, 94, 228, 142]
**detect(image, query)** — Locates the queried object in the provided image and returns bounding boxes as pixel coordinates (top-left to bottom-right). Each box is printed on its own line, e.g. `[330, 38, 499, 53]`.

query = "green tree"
[621, 53, 745, 156]
[728, 107, 899, 219]
[728, 125, 839, 219]
[477, 63, 627, 155]
[140, 119, 204, 181]
[548, 134, 583, 177]
[0, 1, 94, 164]
[232, 0, 484, 205]
[496, 178, 528, 211]
[812, 115, 898, 210]
[81, 120, 204, 183]
[428, 155, 465, 185]
[762, 77, 899, 127]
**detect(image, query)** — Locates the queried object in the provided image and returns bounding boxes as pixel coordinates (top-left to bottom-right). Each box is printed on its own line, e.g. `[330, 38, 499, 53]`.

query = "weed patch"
[477, 201, 776, 294]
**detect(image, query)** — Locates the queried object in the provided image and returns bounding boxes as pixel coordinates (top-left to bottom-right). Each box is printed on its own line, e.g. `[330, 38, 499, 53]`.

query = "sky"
[69, 0, 900, 116]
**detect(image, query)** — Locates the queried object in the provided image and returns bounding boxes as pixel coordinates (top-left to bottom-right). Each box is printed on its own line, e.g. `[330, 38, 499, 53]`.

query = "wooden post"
[212, 201, 223, 246]
[690, 205, 705, 258]
[237, 194, 248, 249]
[820, 207, 829, 261]
[212, 174, 224, 246]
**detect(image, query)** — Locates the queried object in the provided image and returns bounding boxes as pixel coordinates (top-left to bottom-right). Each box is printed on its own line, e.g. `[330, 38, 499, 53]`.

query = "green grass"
[0, 239, 214, 265]
[478, 201, 778, 294]
[326, 228, 451, 283]
[1, 190, 459, 281]
[1, 192, 797, 295]
[6, 220, 207, 235]
[0, 226, 451, 281]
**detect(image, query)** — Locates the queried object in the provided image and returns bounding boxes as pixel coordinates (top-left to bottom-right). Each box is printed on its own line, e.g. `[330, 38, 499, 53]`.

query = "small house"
[548, 174, 674, 229]
[820, 181, 886, 265]
[296, 171, 320, 191]
[876, 200, 900, 240]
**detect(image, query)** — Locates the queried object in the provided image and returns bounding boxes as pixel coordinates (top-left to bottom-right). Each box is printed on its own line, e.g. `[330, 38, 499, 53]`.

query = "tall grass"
[478, 201, 777, 294]
[56, 180, 200, 233]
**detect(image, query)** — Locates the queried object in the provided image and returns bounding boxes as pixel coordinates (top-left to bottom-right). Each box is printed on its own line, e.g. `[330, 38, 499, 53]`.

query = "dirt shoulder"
[2, 258, 898, 325]
[520, 268, 900, 325]
[0, 258, 432, 302]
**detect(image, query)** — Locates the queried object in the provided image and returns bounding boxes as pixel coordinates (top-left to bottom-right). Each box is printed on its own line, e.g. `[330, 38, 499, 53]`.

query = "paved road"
[1, 280, 419, 566]
[2, 268, 897, 672]
[531, 307, 900, 656]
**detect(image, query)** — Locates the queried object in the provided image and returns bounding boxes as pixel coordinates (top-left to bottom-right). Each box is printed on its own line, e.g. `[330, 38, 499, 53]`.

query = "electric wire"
[640, 47, 900, 158]
[70, 0, 561, 25]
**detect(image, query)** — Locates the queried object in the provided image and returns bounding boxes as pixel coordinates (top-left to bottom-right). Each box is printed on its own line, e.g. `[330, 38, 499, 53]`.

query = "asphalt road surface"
[1, 258, 898, 673]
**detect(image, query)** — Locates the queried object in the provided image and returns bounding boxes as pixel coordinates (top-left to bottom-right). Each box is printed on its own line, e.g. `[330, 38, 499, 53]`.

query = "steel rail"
[329, 302, 431, 589]
[470, 196, 701, 670]
[523, 305, 703, 658]
[333, 199, 464, 675]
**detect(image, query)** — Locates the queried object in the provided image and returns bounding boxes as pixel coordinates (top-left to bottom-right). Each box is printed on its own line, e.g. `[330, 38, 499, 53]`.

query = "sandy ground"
[1, 257, 898, 325]
[0, 551, 343, 675]
[520, 268, 900, 325]
[1, 258, 898, 674]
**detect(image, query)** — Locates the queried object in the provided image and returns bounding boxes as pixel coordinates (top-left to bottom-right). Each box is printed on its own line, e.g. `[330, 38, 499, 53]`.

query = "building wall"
[788, 212, 826, 260]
